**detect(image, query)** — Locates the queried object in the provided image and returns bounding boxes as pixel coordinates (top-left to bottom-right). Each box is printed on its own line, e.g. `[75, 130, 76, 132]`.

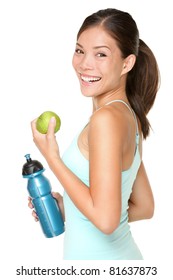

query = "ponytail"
[126, 39, 160, 138]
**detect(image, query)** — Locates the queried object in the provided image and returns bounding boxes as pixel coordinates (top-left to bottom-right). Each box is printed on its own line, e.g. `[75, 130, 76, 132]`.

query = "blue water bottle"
[22, 154, 65, 238]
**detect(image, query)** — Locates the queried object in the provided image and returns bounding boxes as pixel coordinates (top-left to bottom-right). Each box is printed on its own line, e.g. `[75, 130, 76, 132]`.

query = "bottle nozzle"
[22, 154, 44, 176]
[25, 154, 32, 162]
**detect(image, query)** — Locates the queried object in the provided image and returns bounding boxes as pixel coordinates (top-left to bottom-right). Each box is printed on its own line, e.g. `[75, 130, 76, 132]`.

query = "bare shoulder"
[88, 104, 143, 170]
[88, 106, 129, 161]
[89, 105, 128, 141]
[91, 104, 125, 122]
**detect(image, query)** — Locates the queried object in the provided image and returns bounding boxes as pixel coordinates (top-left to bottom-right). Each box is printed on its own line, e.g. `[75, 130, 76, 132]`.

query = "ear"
[121, 54, 136, 75]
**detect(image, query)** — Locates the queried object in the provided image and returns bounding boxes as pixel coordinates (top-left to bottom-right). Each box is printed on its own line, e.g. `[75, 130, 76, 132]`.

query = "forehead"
[77, 26, 119, 50]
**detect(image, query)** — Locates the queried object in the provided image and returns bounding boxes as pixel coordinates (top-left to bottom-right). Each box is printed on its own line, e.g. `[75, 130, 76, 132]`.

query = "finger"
[28, 201, 34, 209]
[28, 197, 34, 209]
[32, 210, 39, 221]
[31, 118, 38, 134]
[47, 117, 56, 136]
[52, 192, 61, 201]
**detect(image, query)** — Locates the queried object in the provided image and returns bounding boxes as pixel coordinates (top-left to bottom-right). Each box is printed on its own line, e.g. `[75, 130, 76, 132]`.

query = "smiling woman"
[30, 8, 160, 260]
[72, 26, 128, 98]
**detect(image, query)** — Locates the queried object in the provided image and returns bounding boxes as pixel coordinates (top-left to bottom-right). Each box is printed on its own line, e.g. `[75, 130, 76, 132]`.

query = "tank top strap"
[97, 99, 139, 145]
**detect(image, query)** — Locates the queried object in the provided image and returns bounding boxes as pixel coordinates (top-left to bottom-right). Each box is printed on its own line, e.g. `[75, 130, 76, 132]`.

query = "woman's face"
[72, 26, 126, 98]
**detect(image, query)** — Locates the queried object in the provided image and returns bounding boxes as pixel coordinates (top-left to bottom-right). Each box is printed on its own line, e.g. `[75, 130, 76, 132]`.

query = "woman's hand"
[128, 162, 154, 222]
[52, 192, 65, 221]
[31, 117, 60, 163]
[28, 196, 38, 221]
[28, 192, 65, 222]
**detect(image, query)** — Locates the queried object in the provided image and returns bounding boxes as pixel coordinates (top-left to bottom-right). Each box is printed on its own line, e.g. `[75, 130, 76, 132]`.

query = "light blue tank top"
[62, 100, 143, 260]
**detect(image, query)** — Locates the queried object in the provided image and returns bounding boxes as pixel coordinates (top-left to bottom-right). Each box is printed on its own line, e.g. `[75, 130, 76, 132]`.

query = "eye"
[75, 48, 84, 55]
[96, 53, 107, 57]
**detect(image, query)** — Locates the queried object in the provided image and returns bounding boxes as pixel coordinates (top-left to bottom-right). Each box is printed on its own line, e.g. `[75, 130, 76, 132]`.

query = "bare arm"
[128, 161, 154, 222]
[31, 109, 123, 234]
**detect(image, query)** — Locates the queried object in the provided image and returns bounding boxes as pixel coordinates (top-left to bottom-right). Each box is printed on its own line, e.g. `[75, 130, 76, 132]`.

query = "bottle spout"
[22, 154, 44, 176]
[25, 154, 32, 162]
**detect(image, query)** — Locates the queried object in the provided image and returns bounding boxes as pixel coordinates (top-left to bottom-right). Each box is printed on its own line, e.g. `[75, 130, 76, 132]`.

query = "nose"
[79, 54, 94, 71]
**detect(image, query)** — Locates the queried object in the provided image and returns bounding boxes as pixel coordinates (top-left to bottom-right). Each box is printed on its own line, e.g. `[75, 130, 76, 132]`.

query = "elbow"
[98, 219, 120, 235]
[92, 208, 121, 235]
[145, 197, 155, 219]
[140, 200, 155, 220]
[145, 203, 155, 219]
[102, 228, 117, 235]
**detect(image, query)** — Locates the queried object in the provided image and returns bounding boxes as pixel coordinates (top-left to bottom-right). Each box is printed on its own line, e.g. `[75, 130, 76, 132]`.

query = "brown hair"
[77, 8, 160, 138]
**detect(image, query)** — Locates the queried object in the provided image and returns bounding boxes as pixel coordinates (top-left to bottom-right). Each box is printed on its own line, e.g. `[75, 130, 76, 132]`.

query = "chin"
[80, 88, 96, 98]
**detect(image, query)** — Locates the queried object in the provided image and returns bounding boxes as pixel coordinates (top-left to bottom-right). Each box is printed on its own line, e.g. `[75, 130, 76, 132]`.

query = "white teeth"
[81, 75, 101, 83]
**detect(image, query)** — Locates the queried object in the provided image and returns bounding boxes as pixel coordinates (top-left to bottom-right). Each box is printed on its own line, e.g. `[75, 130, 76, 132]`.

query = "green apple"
[36, 111, 61, 134]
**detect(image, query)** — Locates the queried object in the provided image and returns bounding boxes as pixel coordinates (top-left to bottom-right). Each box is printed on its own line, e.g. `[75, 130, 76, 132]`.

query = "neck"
[92, 89, 128, 112]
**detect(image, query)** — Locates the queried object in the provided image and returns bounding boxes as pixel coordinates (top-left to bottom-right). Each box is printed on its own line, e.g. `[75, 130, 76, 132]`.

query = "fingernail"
[50, 117, 56, 122]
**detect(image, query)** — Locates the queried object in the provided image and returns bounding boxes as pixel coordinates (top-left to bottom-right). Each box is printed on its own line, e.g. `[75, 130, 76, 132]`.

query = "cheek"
[109, 62, 123, 79]
[72, 55, 77, 70]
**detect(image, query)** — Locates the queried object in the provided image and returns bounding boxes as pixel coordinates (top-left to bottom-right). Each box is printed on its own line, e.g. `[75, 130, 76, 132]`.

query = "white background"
[0, 0, 172, 279]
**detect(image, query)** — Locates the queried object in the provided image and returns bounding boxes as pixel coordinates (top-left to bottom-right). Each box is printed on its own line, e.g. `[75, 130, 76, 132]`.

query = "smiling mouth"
[81, 74, 101, 83]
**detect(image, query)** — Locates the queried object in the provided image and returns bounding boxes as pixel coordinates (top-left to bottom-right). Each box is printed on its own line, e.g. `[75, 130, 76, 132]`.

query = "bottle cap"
[22, 154, 44, 175]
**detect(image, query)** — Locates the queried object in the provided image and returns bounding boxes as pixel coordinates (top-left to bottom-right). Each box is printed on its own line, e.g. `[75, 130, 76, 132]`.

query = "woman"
[29, 8, 159, 259]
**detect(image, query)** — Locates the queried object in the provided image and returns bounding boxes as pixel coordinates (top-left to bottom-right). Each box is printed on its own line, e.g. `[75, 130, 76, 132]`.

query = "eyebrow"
[76, 42, 110, 50]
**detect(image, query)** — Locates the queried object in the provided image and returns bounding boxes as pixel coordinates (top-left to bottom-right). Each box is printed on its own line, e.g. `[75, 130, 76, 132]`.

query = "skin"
[29, 26, 154, 234]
